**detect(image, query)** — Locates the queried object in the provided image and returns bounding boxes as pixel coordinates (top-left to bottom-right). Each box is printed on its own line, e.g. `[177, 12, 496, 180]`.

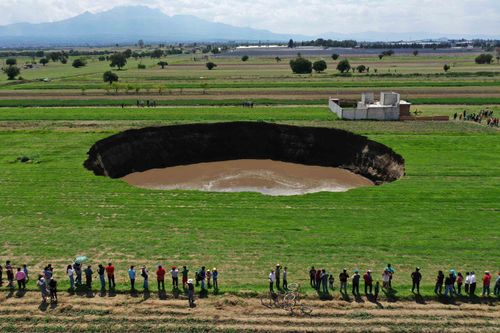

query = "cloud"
[1, 0, 499, 35]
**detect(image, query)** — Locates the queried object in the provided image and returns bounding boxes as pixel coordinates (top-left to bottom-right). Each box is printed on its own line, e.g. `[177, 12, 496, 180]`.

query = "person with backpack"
[187, 279, 195, 307]
[15, 267, 26, 290]
[67, 264, 75, 290]
[364, 270, 373, 295]
[156, 265, 166, 291]
[309, 267, 316, 288]
[339, 269, 349, 294]
[85, 265, 93, 290]
[435, 270, 444, 294]
[49, 277, 57, 303]
[182, 266, 189, 289]
[97, 264, 106, 291]
[106, 263, 115, 289]
[212, 268, 219, 290]
[411, 267, 422, 294]
[141, 266, 149, 291]
[352, 270, 360, 296]
[128, 266, 136, 291]
[171, 266, 179, 289]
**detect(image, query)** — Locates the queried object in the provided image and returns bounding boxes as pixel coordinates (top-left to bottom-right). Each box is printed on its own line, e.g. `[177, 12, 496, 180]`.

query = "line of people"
[434, 270, 495, 297]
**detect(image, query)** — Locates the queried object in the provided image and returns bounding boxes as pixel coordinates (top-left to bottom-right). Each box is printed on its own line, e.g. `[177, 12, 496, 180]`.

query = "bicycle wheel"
[260, 293, 273, 308]
[300, 305, 313, 316]
[288, 283, 300, 292]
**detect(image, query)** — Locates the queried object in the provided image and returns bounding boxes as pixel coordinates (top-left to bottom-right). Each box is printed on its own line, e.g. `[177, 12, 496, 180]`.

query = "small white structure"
[329, 92, 411, 120]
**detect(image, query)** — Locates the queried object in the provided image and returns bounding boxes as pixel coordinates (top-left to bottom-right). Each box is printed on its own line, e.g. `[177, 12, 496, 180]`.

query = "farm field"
[0, 49, 499, 332]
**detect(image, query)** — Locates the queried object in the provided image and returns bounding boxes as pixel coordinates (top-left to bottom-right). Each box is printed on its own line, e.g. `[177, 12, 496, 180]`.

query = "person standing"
[309, 267, 316, 288]
[85, 265, 93, 290]
[156, 265, 166, 291]
[37, 275, 48, 303]
[15, 267, 26, 290]
[382, 270, 391, 289]
[456, 272, 463, 295]
[6, 260, 14, 289]
[0, 264, 3, 285]
[494, 272, 500, 296]
[171, 266, 179, 289]
[329, 274, 334, 290]
[275, 264, 281, 290]
[23, 264, 29, 283]
[364, 270, 373, 295]
[187, 279, 195, 307]
[470, 271, 477, 295]
[206, 269, 212, 289]
[141, 266, 149, 291]
[49, 277, 58, 303]
[182, 266, 189, 289]
[283, 267, 288, 290]
[444, 273, 454, 297]
[212, 268, 219, 290]
[268, 270, 275, 292]
[352, 270, 360, 296]
[411, 267, 422, 294]
[374, 281, 380, 301]
[106, 263, 115, 289]
[385, 264, 395, 288]
[482, 271, 491, 296]
[464, 272, 471, 294]
[67, 264, 75, 290]
[435, 271, 444, 294]
[128, 266, 136, 291]
[98, 264, 106, 291]
[74, 263, 82, 287]
[321, 269, 329, 294]
[315, 269, 321, 291]
[339, 269, 349, 294]
[199, 267, 207, 290]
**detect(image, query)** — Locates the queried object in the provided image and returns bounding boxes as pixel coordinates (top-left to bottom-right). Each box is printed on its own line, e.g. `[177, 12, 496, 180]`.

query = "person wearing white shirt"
[268, 270, 275, 292]
[465, 272, 471, 294]
[66, 264, 75, 290]
[469, 272, 477, 295]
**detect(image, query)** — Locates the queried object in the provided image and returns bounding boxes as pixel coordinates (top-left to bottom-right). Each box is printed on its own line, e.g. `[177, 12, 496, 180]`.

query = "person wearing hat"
[363, 270, 373, 295]
[339, 269, 349, 294]
[170, 266, 179, 289]
[187, 279, 195, 307]
[212, 268, 219, 290]
[411, 267, 422, 294]
[352, 270, 360, 296]
[482, 271, 492, 296]
[275, 264, 281, 291]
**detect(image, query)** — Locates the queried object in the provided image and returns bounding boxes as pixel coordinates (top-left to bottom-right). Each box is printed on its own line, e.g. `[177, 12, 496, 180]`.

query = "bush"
[206, 62, 217, 70]
[336, 59, 351, 73]
[331, 53, 339, 60]
[241, 55, 249, 62]
[475, 54, 493, 64]
[103, 71, 118, 85]
[312, 60, 327, 73]
[6, 58, 17, 66]
[137, 64, 146, 69]
[72, 59, 86, 68]
[2, 65, 20, 80]
[289, 57, 312, 74]
[356, 65, 367, 73]
[443, 64, 450, 72]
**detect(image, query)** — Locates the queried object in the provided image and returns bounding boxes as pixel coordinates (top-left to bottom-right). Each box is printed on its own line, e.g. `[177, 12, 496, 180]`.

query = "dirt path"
[0, 291, 498, 332]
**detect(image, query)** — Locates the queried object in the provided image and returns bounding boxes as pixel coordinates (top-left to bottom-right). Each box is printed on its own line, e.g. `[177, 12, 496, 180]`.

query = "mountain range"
[0, 6, 497, 47]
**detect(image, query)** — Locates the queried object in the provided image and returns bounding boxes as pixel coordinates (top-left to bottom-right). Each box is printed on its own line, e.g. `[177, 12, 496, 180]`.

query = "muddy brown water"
[122, 159, 374, 196]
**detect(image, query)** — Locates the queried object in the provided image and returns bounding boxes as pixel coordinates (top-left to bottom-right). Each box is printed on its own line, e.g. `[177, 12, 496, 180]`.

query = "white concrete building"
[329, 92, 411, 120]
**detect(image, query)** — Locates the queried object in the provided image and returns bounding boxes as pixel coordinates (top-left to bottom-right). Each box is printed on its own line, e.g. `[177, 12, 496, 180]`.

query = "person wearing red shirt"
[363, 270, 373, 295]
[156, 265, 166, 291]
[105, 263, 115, 289]
[482, 271, 492, 296]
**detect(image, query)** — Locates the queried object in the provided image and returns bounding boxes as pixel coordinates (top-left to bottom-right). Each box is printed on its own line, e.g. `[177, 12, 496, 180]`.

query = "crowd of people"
[0, 261, 219, 307]
[453, 109, 498, 127]
[267, 264, 500, 301]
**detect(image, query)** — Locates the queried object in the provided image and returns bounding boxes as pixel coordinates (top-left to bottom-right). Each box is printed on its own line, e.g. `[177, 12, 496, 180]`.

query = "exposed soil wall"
[84, 122, 405, 184]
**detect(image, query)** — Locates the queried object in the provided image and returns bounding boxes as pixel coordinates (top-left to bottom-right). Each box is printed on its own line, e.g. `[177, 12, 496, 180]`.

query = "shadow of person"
[354, 294, 365, 303]
[382, 287, 399, 302]
[158, 290, 167, 300]
[108, 289, 116, 297]
[213, 287, 220, 296]
[15, 290, 26, 298]
[38, 301, 49, 311]
[172, 288, 180, 299]
[50, 301, 58, 309]
[85, 290, 95, 298]
[130, 289, 138, 298]
[413, 293, 426, 304]
[143, 289, 150, 300]
[340, 291, 351, 302]
[199, 289, 208, 299]
[6, 289, 15, 299]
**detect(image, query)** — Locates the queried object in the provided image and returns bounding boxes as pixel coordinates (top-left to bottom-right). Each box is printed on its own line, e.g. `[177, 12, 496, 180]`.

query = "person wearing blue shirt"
[212, 268, 219, 290]
[128, 266, 136, 291]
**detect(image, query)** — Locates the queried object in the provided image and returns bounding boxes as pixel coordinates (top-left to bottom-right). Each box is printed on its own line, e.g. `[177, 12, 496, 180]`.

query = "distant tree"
[443, 64, 450, 72]
[98, 56, 106, 61]
[413, 50, 419, 56]
[496, 47, 500, 63]
[331, 53, 339, 60]
[241, 55, 249, 62]
[275, 56, 282, 62]
[72, 58, 86, 68]
[312, 60, 327, 73]
[3, 65, 20, 80]
[137, 64, 146, 69]
[103, 71, 118, 85]
[336, 59, 351, 73]
[123, 49, 132, 59]
[60, 57, 68, 64]
[383, 50, 395, 56]
[6, 58, 17, 66]
[157, 61, 168, 69]
[206, 62, 217, 70]
[289, 57, 312, 74]
[35, 51, 45, 58]
[378, 54, 384, 60]
[151, 49, 164, 58]
[288, 39, 294, 48]
[109, 52, 127, 70]
[39, 58, 49, 66]
[475, 53, 493, 64]
[138, 39, 145, 48]
[356, 64, 367, 73]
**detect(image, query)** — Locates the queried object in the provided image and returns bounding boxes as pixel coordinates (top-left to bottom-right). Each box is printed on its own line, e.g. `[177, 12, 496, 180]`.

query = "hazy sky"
[2, 0, 499, 35]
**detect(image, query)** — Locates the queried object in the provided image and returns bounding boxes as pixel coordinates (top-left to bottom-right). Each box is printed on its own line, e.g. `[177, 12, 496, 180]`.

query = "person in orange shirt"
[156, 265, 166, 291]
[105, 263, 115, 289]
